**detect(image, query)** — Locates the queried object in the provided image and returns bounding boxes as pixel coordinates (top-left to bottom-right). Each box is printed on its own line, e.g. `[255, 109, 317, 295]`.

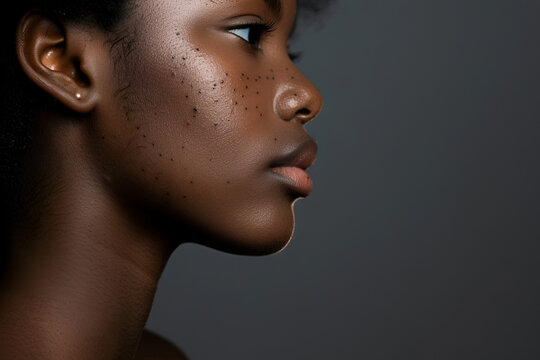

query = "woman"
[0, 0, 329, 358]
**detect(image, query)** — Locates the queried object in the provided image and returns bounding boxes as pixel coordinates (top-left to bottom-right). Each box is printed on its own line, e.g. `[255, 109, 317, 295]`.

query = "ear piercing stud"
[76, 93, 82, 100]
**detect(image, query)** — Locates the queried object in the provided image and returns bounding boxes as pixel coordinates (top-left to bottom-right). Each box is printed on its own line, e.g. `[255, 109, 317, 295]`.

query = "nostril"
[297, 108, 310, 116]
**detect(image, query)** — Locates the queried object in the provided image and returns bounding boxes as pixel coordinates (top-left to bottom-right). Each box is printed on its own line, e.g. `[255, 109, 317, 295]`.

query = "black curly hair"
[0, 0, 335, 273]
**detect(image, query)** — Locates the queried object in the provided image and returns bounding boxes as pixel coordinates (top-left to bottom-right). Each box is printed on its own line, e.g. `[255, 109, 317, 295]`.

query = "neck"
[0, 114, 176, 359]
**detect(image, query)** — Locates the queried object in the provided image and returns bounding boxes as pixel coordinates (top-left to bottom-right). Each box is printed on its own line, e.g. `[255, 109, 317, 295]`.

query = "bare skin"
[0, 0, 322, 358]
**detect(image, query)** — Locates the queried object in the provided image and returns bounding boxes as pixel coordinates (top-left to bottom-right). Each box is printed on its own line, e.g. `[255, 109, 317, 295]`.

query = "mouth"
[270, 139, 318, 197]
[270, 166, 314, 197]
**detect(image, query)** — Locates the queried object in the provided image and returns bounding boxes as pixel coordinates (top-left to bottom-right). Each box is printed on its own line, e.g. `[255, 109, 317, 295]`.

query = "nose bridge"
[273, 69, 323, 125]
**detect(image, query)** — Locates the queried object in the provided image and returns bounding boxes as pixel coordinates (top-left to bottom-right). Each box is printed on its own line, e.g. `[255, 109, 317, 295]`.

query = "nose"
[274, 74, 323, 125]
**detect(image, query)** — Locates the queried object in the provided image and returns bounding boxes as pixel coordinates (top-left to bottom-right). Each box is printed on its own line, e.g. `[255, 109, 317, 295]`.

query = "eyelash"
[229, 21, 303, 63]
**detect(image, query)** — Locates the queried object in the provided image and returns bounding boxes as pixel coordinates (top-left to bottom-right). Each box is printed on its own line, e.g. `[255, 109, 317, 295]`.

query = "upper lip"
[270, 139, 318, 170]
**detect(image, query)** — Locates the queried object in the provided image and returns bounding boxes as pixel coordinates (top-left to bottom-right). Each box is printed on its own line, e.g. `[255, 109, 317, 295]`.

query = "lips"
[270, 139, 318, 197]
[270, 139, 318, 170]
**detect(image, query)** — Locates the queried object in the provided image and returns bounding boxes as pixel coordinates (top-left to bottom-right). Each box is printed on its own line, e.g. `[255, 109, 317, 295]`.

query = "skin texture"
[0, 0, 322, 358]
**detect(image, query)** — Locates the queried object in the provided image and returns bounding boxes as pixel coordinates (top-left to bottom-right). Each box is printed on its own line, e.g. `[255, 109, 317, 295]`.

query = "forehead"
[130, 0, 297, 35]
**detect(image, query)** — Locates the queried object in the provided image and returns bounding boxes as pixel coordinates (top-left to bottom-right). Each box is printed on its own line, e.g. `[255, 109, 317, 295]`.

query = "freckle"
[193, 107, 198, 112]
[141, 168, 145, 172]
[155, 176, 159, 180]
[136, 126, 140, 130]
[266, 76, 269, 79]
[226, 180, 230, 184]
[233, 88, 236, 92]
[241, 73, 245, 76]
[143, 134, 147, 138]
[183, 195, 187, 199]
[272, 76, 275, 80]
[245, 107, 248, 110]
[220, 80, 224, 84]
[187, 121, 191, 125]
[209, 158, 213, 162]
[258, 75, 261, 79]
[247, 76, 250, 80]
[192, 115, 196, 118]
[185, 95, 189, 98]
[152, 143, 155, 147]
[102, 136, 105, 140]
[294, 93, 298, 96]
[171, 72, 176, 77]
[255, 79, 258, 82]
[190, 180, 193, 184]
[196, 48, 200, 51]
[256, 106, 258, 109]
[182, 56, 186, 60]
[225, 73, 229, 76]
[291, 76, 295, 79]
[260, 113, 263, 117]
[270, 69, 274, 72]
[182, 145, 185, 149]
[256, 91, 259, 94]
[214, 100, 219, 103]
[171, 158, 174, 161]
[159, 153, 162, 157]
[286, 67, 289, 70]
[214, 123, 218, 126]
[166, 192, 170, 196]
[181, 80, 184, 84]
[241, 95, 245, 98]
[176, 32, 180, 35]
[245, 85, 248, 89]
[214, 83, 217, 86]
[234, 101, 238, 105]
[274, 137, 278, 141]
[198, 90, 202, 94]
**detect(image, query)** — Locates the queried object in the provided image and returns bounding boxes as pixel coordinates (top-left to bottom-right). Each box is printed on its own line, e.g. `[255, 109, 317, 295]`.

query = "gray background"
[146, 1, 540, 359]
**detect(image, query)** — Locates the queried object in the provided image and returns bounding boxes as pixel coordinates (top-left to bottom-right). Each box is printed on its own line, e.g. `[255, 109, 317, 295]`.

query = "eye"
[228, 23, 267, 51]
[228, 22, 302, 63]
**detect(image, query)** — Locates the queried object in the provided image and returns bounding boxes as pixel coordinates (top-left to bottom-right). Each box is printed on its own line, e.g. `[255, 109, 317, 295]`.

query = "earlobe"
[15, 10, 98, 113]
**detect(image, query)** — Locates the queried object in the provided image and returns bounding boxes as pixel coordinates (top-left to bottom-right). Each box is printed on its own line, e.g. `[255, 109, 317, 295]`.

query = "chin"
[190, 205, 296, 256]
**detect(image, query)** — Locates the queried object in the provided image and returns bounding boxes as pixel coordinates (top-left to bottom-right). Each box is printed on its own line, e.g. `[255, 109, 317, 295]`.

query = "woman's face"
[91, 0, 323, 255]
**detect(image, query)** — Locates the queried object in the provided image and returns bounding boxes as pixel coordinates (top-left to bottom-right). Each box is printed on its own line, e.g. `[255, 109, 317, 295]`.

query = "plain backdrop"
[146, 1, 540, 359]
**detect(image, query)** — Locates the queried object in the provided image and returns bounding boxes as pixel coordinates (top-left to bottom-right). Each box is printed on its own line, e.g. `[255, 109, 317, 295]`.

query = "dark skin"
[0, 0, 322, 358]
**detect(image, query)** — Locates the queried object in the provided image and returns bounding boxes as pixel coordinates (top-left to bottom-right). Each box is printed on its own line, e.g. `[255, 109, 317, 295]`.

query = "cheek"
[91, 39, 296, 254]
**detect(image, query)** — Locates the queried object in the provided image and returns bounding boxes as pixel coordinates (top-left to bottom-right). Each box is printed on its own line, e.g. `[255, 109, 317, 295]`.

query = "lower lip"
[270, 167, 313, 197]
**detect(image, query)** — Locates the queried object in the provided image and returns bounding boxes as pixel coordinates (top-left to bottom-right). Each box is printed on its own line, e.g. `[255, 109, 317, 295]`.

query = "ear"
[15, 10, 100, 113]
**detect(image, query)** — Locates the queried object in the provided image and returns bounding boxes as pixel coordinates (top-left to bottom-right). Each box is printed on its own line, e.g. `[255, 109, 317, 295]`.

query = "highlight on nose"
[274, 83, 323, 125]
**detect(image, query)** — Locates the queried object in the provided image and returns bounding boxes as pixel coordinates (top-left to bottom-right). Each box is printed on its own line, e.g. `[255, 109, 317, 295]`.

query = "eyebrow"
[263, 0, 282, 21]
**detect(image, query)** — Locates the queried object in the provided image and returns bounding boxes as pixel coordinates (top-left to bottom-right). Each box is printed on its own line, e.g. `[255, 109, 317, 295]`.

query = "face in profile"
[80, 0, 323, 255]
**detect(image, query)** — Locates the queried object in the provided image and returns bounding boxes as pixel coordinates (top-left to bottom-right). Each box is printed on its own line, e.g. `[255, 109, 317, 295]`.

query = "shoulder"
[135, 329, 189, 360]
